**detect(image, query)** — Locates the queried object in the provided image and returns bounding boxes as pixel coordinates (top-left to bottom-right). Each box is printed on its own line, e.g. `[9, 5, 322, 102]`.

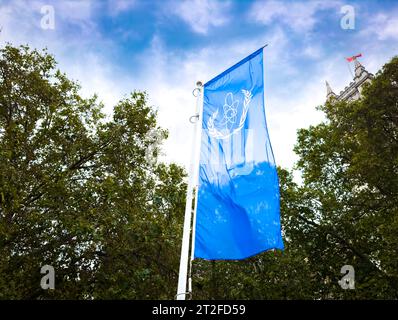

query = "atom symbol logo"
[207, 89, 252, 139]
[220, 93, 239, 130]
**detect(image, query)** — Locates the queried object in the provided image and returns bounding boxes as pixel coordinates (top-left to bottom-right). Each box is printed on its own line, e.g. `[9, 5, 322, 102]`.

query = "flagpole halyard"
[176, 81, 203, 300]
[346, 59, 354, 78]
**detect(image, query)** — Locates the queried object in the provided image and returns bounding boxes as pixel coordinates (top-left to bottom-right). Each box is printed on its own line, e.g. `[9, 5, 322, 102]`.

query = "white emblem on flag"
[208, 89, 252, 139]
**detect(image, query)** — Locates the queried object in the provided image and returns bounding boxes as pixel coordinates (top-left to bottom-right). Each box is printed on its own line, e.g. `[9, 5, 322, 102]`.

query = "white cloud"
[0, 0, 126, 115]
[0, 0, 99, 43]
[60, 53, 131, 116]
[380, 18, 398, 40]
[5, 0, 393, 177]
[47, 0, 99, 37]
[0, 1, 38, 42]
[0, 0, 331, 173]
[108, 0, 137, 16]
[56, 0, 94, 22]
[302, 45, 323, 59]
[170, 0, 231, 34]
[362, 13, 398, 41]
[0, 0, 308, 172]
[249, 0, 341, 32]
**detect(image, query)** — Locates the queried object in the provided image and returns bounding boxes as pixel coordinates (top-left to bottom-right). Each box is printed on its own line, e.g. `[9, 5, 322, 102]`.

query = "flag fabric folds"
[346, 53, 362, 62]
[194, 48, 284, 260]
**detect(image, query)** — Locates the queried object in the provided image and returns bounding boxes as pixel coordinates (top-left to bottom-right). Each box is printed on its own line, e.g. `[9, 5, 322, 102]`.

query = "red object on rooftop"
[346, 53, 362, 62]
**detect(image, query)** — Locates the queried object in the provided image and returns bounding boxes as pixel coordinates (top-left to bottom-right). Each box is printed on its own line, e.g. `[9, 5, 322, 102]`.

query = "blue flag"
[194, 48, 284, 260]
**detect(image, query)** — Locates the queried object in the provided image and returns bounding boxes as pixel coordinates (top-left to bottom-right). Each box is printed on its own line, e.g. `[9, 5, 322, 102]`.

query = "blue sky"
[1, 0, 398, 171]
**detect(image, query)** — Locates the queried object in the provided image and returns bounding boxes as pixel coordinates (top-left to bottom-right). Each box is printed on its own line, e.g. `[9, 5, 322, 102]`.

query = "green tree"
[0, 45, 186, 299]
[292, 56, 398, 299]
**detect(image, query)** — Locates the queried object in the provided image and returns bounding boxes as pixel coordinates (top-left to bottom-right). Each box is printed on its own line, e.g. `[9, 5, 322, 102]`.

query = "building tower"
[326, 58, 374, 102]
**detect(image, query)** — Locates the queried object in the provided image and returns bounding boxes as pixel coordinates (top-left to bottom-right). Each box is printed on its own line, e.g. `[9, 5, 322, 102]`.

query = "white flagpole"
[188, 84, 204, 294]
[176, 81, 203, 300]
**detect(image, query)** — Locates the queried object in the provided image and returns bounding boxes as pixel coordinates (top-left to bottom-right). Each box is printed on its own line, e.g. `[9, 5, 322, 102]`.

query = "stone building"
[326, 59, 374, 102]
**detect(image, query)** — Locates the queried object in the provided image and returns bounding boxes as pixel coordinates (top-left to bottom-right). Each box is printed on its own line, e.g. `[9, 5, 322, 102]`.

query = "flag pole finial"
[192, 81, 203, 98]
